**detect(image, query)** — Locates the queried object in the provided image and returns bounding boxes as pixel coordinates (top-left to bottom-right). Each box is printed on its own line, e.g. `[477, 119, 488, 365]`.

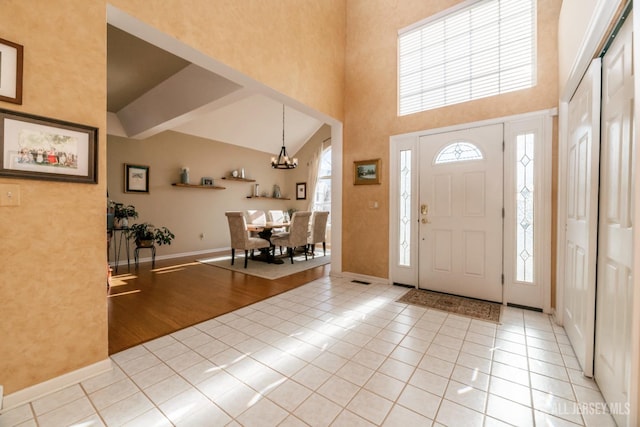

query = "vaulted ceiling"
[107, 25, 324, 156]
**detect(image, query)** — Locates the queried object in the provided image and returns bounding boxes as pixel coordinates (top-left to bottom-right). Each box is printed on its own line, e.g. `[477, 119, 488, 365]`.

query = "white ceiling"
[107, 25, 324, 156]
[173, 94, 324, 154]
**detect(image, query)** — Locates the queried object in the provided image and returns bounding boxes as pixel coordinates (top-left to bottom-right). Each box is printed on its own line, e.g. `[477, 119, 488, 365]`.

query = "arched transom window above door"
[434, 141, 484, 164]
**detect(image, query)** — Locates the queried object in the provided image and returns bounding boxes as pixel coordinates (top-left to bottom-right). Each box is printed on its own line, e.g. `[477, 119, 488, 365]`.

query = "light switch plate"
[0, 184, 20, 206]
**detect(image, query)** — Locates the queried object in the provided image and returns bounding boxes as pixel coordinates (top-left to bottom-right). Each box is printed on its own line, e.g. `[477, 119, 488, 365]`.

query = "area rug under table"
[197, 252, 330, 280]
[397, 288, 502, 323]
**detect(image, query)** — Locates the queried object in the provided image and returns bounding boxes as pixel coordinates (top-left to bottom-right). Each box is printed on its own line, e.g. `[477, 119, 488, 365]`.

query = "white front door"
[594, 16, 634, 426]
[418, 124, 503, 302]
[563, 58, 601, 377]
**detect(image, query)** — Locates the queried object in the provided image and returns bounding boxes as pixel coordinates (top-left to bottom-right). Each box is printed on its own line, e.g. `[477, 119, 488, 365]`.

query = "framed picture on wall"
[0, 38, 23, 104]
[124, 164, 149, 193]
[296, 182, 306, 200]
[354, 158, 381, 185]
[0, 108, 97, 183]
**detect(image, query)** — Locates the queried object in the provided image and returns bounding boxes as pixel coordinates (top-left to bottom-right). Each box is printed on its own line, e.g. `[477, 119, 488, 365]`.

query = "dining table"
[246, 221, 290, 264]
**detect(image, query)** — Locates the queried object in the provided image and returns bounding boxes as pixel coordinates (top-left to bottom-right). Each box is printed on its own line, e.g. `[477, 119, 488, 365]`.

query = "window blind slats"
[399, 0, 536, 116]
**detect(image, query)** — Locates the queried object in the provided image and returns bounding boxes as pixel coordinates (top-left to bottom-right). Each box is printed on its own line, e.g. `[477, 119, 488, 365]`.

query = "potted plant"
[113, 204, 138, 228]
[126, 222, 175, 247]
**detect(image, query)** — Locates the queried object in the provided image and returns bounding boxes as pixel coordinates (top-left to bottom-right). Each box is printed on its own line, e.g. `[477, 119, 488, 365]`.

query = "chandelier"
[271, 104, 298, 169]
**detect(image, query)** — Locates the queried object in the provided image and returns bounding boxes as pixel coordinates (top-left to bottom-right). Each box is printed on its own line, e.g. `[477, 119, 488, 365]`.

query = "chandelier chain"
[271, 104, 298, 169]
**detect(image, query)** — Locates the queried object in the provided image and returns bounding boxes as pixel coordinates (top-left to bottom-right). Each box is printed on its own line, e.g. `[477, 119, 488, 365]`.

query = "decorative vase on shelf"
[273, 185, 281, 198]
[241, 168, 245, 178]
[181, 168, 190, 184]
[254, 183, 260, 197]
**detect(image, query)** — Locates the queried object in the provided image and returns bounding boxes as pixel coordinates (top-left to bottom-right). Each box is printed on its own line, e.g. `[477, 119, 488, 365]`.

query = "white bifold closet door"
[594, 15, 634, 427]
[562, 58, 601, 378]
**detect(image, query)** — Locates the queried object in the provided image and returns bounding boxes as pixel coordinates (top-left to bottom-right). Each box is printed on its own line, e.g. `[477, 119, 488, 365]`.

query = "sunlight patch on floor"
[109, 273, 138, 287]
[108, 289, 141, 298]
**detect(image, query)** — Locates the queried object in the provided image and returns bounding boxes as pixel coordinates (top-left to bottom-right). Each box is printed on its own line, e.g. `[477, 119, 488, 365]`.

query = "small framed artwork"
[0, 108, 97, 183]
[124, 164, 149, 193]
[0, 38, 23, 104]
[201, 177, 214, 186]
[354, 158, 381, 185]
[296, 182, 307, 200]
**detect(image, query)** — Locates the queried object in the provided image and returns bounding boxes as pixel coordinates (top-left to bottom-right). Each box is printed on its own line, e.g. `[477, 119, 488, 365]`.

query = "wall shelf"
[246, 196, 290, 200]
[172, 183, 226, 190]
[222, 176, 256, 182]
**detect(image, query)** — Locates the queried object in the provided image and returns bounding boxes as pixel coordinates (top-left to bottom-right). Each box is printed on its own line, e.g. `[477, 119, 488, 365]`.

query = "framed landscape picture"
[354, 158, 381, 185]
[0, 108, 97, 183]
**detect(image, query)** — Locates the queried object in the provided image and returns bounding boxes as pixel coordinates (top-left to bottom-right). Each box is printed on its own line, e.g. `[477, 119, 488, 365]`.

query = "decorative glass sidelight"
[434, 142, 483, 164]
[516, 132, 534, 282]
[399, 150, 412, 266]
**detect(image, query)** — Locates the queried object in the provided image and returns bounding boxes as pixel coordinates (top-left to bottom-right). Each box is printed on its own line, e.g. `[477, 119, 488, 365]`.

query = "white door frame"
[390, 109, 553, 313]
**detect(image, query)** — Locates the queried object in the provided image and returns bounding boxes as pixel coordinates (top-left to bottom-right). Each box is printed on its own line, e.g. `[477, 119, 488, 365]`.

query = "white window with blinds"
[398, 0, 537, 116]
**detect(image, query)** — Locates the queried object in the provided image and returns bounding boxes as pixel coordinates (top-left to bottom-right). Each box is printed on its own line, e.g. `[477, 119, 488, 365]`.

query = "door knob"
[420, 204, 430, 223]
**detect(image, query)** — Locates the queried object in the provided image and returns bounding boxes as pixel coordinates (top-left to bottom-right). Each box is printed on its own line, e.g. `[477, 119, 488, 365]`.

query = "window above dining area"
[313, 146, 332, 222]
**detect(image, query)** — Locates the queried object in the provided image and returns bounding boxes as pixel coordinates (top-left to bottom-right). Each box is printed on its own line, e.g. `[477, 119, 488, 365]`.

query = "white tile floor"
[0, 276, 617, 426]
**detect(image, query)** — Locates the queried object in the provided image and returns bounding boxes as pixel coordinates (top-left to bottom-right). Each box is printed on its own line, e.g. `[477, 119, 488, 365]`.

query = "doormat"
[397, 289, 501, 323]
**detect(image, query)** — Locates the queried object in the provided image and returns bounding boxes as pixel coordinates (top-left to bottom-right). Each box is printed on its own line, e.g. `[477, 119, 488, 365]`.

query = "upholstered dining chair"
[225, 211, 271, 268]
[246, 210, 266, 225]
[270, 211, 312, 264]
[267, 210, 287, 232]
[307, 211, 329, 258]
[246, 210, 266, 237]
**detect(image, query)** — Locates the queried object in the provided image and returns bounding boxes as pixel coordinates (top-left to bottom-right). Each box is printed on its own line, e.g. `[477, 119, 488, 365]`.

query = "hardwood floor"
[107, 251, 330, 355]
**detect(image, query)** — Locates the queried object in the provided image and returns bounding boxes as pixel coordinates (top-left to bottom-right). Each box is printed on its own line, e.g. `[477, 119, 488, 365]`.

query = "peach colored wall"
[108, 0, 347, 122]
[0, 1, 108, 393]
[2, 1, 346, 395]
[342, 0, 562, 278]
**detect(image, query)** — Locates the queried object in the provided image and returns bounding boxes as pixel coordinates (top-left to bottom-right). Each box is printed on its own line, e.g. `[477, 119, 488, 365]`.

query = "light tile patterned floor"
[0, 276, 617, 426]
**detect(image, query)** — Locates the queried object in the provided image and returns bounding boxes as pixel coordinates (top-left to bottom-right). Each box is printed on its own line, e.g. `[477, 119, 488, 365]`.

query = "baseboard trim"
[551, 307, 562, 326]
[2, 359, 112, 411]
[109, 247, 230, 267]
